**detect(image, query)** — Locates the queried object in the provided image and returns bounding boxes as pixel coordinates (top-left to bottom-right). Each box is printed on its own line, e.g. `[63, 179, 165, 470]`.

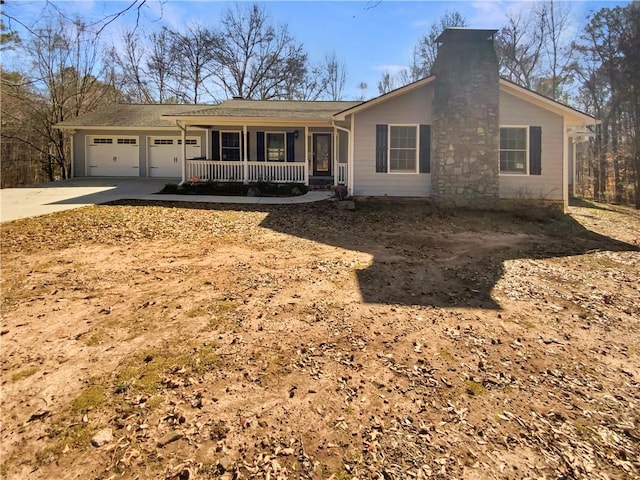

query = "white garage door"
[87, 136, 140, 177]
[148, 137, 201, 178]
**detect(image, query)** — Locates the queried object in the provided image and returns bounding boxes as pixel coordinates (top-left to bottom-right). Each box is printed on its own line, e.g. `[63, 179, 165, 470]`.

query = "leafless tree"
[357, 81, 368, 101]
[414, 10, 468, 76]
[496, 8, 545, 90]
[169, 24, 217, 104]
[377, 70, 396, 95]
[285, 61, 325, 101]
[2, 17, 121, 180]
[398, 49, 427, 85]
[146, 27, 178, 103]
[108, 29, 153, 103]
[539, 0, 577, 101]
[324, 52, 348, 101]
[0, 70, 48, 186]
[211, 3, 306, 100]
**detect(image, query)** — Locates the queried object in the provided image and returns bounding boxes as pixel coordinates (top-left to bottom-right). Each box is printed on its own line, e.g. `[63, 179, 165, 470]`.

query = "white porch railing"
[188, 161, 243, 181]
[337, 163, 348, 185]
[248, 162, 305, 183]
[187, 160, 306, 184]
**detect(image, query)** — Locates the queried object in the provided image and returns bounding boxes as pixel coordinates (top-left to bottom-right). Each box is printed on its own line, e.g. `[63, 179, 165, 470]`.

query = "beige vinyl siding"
[73, 130, 206, 178]
[352, 84, 433, 197]
[499, 91, 564, 200]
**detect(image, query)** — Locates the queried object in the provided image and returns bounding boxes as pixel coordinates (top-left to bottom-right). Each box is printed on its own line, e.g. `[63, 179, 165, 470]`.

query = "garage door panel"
[148, 137, 201, 177]
[87, 136, 139, 177]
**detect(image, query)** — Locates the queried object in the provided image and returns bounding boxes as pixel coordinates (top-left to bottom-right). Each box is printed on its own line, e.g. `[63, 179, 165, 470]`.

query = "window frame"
[499, 125, 529, 176]
[387, 124, 419, 174]
[220, 131, 241, 162]
[266, 131, 286, 162]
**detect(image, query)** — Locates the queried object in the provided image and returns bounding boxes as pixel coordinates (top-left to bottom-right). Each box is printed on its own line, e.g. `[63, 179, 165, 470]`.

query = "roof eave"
[53, 124, 208, 131]
[163, 115, 335, 127]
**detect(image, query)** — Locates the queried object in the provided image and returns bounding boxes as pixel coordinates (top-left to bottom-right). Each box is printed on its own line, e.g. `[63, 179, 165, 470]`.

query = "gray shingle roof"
[55, 104, 216, 128]
[165, 100, 363, 120]
[55, 100, 363, 128]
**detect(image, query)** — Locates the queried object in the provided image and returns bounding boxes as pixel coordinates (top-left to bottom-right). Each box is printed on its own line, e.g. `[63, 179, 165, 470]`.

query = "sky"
[2, 0, 632, 100]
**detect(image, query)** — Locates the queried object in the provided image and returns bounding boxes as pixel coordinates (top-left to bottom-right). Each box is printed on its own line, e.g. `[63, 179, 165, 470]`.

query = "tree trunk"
[634, 151, 640, 209]
[611, 107, 623, 203]
[593, 125, 602, 199]
[599, 119, 610, 201]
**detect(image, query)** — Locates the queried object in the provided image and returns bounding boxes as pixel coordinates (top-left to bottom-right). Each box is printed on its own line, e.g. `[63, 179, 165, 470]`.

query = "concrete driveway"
[0, 178, 335, 223]
[0, 178, 173, 223]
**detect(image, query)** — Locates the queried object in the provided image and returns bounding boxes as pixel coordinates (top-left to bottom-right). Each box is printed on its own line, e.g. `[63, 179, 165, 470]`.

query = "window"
[92, 138, 112, 144]
[154, 139, 173, 145]
[389, 125, 418, 172]
[221, 132, 241, 161]
[500, 127, 527, 174]
[117, 138, 137, 145]
[266, 133, 285, 162]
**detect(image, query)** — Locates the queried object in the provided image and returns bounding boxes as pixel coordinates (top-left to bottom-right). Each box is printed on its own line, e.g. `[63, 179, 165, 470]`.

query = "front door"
[313, 134, 332, 176]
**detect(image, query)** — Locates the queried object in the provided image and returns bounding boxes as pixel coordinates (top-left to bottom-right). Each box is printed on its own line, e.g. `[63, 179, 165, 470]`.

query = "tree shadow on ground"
[569, 197, 640, 218]
[109, 198, 639, 309]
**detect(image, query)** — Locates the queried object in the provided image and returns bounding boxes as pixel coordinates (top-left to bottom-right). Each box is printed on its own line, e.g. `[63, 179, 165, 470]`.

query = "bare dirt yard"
[1, 198, 639, 480]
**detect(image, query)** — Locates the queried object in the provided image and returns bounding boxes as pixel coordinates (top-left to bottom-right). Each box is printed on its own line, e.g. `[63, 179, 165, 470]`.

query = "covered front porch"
[160, 99, 356, 190]
[184, 127, 348, 187]
[178, 125, 349, 187]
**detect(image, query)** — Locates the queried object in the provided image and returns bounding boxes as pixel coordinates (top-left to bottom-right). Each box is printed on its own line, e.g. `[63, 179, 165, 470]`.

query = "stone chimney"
[431, 28, 499, 207]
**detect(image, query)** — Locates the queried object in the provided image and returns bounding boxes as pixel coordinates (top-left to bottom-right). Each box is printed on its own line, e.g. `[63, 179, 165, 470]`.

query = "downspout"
[176, 120, 187, 184]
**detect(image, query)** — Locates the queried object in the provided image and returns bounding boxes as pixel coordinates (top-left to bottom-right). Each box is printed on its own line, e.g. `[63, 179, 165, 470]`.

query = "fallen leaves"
[1, 201, 638, 479]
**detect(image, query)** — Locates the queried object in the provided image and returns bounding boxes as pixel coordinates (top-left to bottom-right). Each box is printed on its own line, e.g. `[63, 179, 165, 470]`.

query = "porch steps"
[309, 176, 335, 191]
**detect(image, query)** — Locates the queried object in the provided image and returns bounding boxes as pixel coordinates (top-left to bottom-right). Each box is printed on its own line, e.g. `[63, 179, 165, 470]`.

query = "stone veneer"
[431, 30, 500, 207]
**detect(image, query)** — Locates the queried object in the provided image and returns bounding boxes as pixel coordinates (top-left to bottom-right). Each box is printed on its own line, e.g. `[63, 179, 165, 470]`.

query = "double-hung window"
[500, 127, 528, 174]
[221, 132, 241, 161]
[266, 133, 285, 162]
[389, 125, 418, 173]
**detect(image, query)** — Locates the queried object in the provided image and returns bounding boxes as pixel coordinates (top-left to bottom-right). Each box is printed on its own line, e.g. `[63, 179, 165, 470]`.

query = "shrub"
[157, 181, 307, 197]
[159, 183, 179, 194]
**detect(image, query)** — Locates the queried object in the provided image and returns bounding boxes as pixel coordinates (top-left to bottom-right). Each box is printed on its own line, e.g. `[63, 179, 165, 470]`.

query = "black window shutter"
[286, 132, 295, 162]
[211, 131, 220, 161]
[419, 125, 431, 174]
[245, 133, 250, 161]
[376, 124, 388, 173]
[257, 131, 265, 161]
[529, 126, 542, 175]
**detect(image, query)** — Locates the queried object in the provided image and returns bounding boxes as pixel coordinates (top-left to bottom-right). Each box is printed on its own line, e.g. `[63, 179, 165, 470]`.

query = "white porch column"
[562, 119, 568, 212]
[68, 129, 76, 179]
[177, 121, 187, 183]
[348, 116, 354, 196]
[304, 126, 309, 186]
[334, 124, 351, 189]
[333, 126, 338, 186]
[243, 125, 248, 184]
